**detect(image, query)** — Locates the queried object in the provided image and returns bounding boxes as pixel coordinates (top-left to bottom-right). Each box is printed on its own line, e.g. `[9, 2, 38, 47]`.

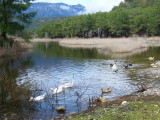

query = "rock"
[53, 117, 59, 120]
[138, 68, 160, 78]
[142, 87, 160, 96]
[121, 101, 128, 105]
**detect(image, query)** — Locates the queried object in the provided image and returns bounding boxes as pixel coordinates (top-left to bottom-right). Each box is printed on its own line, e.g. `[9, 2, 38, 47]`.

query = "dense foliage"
[25, 17, 67, 32]
[36, 0, 160, 38]
[0, 0, 35, 47]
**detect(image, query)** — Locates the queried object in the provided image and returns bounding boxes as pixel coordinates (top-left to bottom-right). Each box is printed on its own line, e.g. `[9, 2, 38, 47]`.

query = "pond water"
[0, 42, 160, 119]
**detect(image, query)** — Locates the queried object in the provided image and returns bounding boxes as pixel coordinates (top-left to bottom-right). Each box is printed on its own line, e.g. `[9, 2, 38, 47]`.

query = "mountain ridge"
[26, 2, 86, 18]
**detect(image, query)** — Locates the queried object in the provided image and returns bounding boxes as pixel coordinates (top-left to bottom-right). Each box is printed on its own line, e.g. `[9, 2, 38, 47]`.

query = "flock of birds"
[29, 63, 130, 101]
[29, 80, 74, 101]
[101, 56, 158, 95]
[110, 62, 132, 73]
[110, 57, 158, 72]
[29, 56, 159, 102]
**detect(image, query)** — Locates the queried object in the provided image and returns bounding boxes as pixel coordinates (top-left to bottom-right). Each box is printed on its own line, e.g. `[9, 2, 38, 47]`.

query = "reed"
[59, 37, 149, 53]
[0, 41, 32, 58]
[30, 37, 160, 57]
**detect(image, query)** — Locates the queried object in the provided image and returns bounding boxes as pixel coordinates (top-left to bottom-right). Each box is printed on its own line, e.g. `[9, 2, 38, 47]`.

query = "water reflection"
[0, 42, 160, 119]
[0, 56, 36, 119]
[34, 42, 109, 59]
[97, 47, 148, 58]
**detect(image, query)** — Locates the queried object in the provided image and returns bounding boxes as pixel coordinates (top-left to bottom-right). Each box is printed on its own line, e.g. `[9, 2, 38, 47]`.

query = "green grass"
[71, 101, 160, 120]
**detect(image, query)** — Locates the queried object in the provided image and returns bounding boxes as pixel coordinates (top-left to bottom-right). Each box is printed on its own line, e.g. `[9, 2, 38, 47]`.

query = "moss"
[70, 101, 160, 120]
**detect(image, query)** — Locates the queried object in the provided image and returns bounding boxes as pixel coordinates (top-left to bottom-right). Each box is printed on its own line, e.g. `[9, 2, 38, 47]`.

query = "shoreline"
[61, 86, 160, 120]
[0, 41, 32, 58]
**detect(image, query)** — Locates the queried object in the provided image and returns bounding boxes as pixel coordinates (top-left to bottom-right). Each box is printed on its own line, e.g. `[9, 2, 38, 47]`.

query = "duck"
[97, 97, 108, 103]
[112, 63, 118, 72]
[56, 106, 66, 113]
[29, 93, 46, 101]
[148, 57, 154, 61]
[128, 63, 132, 66]
[125, 64, 129, 69]
[125, 63, 132, 69]
[101, 87, 111, 94]
[49, 85, 63, 95]
[61, 80, 74, 89]
[131, 82, 139, 86]
[110, 63, 114, 67]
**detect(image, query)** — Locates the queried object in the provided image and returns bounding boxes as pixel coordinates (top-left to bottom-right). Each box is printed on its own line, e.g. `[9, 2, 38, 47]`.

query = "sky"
[33, 0, 124, 13]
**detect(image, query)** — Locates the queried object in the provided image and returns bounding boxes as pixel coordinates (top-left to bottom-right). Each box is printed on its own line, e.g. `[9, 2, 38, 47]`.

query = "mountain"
[26, 2, 86, 18]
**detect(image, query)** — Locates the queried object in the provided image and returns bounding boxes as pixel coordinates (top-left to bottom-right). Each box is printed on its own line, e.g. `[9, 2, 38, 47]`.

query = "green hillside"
[36, 0, 160, 38]
[25, 17, 67, 32]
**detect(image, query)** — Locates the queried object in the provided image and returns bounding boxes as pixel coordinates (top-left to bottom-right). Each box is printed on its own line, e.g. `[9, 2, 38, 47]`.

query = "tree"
[0, 0, 35, 47]
[107, 9, 130, 37]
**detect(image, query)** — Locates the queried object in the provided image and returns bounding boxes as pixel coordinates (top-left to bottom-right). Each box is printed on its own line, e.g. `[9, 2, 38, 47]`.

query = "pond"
[0, 42, 160, 119]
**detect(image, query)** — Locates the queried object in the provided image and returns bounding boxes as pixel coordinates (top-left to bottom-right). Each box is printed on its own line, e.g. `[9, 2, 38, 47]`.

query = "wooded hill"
[25, 17, 67, 32]
[36, 0, 160, 38]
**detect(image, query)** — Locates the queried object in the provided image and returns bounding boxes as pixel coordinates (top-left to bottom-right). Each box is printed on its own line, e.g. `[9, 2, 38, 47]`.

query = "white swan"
[29, 93, 46, 101]
[148, 57, 154, 61]
[112, 63, 118, 72]
[61, 80, 74, 88]
[155, 61, 160, 66]
[151, 63, 158, 68]
[49, 85, 63, 94]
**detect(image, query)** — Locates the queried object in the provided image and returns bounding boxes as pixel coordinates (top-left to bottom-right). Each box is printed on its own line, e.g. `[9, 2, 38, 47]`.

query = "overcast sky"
[33, 0, 124, 13]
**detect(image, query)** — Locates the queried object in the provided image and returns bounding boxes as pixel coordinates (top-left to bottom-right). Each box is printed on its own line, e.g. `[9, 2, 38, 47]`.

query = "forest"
[36, 0, 160, 38]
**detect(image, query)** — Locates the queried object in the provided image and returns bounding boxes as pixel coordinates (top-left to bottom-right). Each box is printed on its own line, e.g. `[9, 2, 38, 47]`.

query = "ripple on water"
[17, 59, 135, 97]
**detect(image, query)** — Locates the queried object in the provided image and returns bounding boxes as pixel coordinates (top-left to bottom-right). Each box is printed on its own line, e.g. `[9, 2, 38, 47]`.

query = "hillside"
[25, 2, 86, 18]
[25, 17, 67, 32]
[36, 0, 160, 38]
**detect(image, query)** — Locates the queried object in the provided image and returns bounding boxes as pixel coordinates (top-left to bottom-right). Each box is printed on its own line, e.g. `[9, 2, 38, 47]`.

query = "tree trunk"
[1, 0, 8, 47]
[0, 32, 7, 47]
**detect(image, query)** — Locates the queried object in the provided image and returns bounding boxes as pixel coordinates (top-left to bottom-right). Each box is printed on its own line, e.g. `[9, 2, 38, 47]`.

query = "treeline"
[25, 17, 67, 32]
[36, 0, 160, 38]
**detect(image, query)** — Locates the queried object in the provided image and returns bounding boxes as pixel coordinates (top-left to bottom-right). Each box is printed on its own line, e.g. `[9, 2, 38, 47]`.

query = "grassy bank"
[70, 101, 160, 120]
[57, 86, 160, 120]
